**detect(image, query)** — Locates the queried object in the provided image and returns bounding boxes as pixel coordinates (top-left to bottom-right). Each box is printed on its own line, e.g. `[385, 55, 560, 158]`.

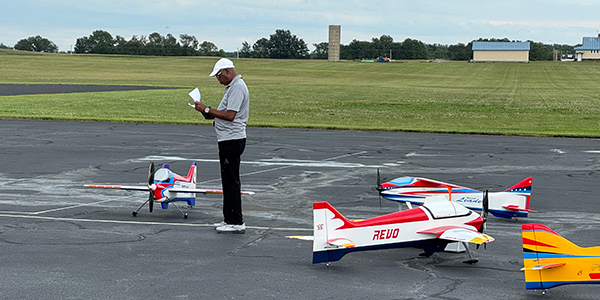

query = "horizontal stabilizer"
[521, 262, 566, 271]
[285, 236, 314, 241]
[326, 238, 356, 249]
[503, 205, 537, 212]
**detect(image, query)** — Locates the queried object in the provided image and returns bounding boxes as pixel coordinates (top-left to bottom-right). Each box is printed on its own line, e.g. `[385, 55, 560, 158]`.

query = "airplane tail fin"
[504, 177, 532, 194]
[185, 162, 197, 184]
[494, 177, 534, 218]
[522, 223, 579, 256]
[504, 177, 532, 193]
[312, 202, 356, 264]
[521, 223, 586, 289]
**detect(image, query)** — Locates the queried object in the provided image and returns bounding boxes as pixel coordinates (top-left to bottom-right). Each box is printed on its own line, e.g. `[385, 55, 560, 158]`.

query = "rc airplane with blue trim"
[521, 223, 600, 290]
[85, 162, 254, 219]
[376, 174, 535, 219]
[287, 192, 494, 265]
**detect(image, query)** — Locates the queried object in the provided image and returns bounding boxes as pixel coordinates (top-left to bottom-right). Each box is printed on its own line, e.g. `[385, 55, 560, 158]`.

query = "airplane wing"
[85, 185, 255, 195]
[84, 184, 149, 191]
[380, 177, 473, 204]
[521, 262, 566, 271]
[169, 187, 255, 195]
[418, 225, 494, 244]
[411, 177, 468, 189]
[383, 177, 468, 189]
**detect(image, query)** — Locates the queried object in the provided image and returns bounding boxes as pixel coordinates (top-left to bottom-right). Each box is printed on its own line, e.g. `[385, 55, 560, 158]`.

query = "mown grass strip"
[1, 50, 600, 137]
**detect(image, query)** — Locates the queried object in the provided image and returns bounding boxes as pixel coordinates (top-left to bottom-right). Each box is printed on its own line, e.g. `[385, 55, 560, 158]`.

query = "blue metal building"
[574, 36, 600, 61]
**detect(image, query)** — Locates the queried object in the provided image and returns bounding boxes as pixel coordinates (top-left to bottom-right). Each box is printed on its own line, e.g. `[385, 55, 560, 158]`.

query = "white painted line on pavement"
[0, 213, 312, 231]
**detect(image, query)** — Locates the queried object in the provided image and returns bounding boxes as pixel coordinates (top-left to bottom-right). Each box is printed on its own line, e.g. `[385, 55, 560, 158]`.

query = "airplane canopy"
[424, 201, 471, 219]
[154, 168, 173, 183]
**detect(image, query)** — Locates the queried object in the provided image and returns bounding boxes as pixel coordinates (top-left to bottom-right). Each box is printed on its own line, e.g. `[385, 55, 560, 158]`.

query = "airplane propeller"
[477, 190, 490, 249]
[148, 162, 155, 213]
[375, 168, 383, 209]
[482, 189, 489, 231]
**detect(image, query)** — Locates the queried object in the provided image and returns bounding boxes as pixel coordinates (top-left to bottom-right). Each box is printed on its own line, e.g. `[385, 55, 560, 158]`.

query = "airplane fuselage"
[379, 177, 533, 219]
[313, 201, 485, 263]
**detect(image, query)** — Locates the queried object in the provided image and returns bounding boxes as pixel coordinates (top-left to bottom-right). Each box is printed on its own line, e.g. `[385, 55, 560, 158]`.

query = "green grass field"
[2, 49, 600, 137]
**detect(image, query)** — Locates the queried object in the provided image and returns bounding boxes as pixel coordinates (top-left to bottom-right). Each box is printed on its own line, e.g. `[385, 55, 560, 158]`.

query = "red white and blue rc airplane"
[287, 191, 494, 265]
[85, 162, 254, 219]
[376, 174, 535, 219]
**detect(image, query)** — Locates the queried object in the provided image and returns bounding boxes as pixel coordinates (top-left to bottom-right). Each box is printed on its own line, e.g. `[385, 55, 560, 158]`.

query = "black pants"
[218, 138, 246, 225]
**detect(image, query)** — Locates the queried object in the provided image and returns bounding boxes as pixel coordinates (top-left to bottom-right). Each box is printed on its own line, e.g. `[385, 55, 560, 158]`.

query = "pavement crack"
[401, 256, 467, 299]
[227, 230, 273, 258]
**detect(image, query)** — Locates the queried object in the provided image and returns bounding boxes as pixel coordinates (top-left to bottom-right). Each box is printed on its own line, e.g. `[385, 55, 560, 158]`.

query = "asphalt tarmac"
[1, 117, 600, 299]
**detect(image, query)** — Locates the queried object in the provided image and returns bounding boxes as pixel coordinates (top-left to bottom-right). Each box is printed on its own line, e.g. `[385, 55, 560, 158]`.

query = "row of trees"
[73, 30, 225, 56]
[238, 31, 470, 60]
[312, 36, 576, 61]
[72, 29, 310, 59]
[5, 30, 578, 61]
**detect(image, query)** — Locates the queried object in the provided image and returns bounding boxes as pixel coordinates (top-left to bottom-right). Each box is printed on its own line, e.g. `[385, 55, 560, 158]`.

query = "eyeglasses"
[216, 70, 223, 78]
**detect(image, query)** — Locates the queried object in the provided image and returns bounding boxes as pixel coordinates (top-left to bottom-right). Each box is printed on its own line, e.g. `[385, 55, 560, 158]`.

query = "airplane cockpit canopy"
[154, 168, 173, 183]
[423, 200, 471, 219]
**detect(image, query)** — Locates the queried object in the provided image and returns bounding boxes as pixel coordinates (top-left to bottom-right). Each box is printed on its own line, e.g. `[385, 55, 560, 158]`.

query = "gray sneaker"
[213, 221, 226, 228]
[216, 223, 246, 234]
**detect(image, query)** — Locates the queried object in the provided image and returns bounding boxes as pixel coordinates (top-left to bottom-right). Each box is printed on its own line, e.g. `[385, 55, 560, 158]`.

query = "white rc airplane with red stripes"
[376, 174, 535, 219]
[85, 162, 254, 219]
[287, 192, 494, 265]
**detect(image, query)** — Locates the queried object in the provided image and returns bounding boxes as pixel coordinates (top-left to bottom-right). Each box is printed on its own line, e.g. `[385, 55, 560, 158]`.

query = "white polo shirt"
[214, 75, 249, 142]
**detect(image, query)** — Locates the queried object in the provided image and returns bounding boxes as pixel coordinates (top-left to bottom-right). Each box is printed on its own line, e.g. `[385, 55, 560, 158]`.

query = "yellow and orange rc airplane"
[521, 223, 600, 290]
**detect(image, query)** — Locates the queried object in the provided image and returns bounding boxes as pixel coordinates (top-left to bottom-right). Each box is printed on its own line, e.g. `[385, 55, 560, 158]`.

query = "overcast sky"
[2, 0, 599, 52]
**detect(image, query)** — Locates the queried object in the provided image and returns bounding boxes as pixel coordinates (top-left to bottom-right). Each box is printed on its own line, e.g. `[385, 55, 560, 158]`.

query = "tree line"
[72, 30, 226, 56]
[6, 30, 578, 61]
[314, 36, 576, 61]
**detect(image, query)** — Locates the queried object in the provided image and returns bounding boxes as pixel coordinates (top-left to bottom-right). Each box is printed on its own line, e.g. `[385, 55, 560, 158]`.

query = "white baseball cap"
[209, 58, 235, 77]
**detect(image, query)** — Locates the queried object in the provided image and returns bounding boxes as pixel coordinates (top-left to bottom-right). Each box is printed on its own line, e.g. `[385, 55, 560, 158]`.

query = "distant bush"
[13, 36, 58, 53]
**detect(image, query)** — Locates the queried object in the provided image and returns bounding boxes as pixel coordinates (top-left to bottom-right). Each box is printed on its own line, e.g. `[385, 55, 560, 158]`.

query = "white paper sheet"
[188, 87, 201, 102]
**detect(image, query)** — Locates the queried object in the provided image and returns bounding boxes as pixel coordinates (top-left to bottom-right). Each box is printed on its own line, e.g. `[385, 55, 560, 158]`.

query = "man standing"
[195, 58, 249, 234]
